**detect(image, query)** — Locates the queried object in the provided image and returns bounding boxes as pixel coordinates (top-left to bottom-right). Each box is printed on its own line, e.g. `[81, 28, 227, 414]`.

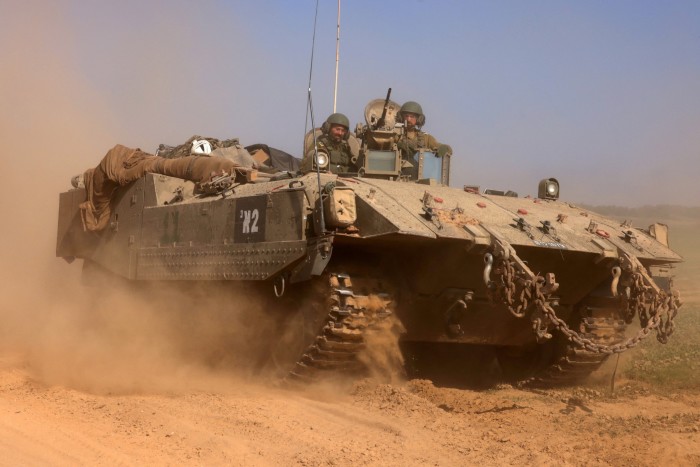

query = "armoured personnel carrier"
[56, 99, 683, 386]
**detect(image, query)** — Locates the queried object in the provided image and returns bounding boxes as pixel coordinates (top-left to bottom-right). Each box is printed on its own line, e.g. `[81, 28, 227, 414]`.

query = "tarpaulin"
[79, 144, 242, 231]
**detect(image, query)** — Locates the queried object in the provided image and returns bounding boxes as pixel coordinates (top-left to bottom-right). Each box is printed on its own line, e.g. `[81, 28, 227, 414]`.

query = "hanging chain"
[486, 244, 682, 353]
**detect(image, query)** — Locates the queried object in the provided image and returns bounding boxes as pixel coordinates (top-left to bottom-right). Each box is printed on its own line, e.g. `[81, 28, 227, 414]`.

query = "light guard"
[538, 178, 560, 200]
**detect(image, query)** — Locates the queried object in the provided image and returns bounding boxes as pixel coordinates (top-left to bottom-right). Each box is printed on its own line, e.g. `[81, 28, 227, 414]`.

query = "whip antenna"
[333, 0, 341, 112]
[305, 0, 326, 234]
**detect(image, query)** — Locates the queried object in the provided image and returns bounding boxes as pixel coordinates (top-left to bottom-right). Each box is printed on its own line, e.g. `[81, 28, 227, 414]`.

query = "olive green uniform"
[302, 133, 359, 174]
[396, 129, 440, 157]
[395, 101, 452, 159]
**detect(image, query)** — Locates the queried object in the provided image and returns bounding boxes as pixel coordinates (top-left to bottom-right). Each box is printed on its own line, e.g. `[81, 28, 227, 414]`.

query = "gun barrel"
[374, 87, 392, 129]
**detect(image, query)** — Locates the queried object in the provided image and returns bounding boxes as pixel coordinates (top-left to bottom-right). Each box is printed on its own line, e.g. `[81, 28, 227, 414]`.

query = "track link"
[528, 316, 627, 387]
[287, 272, 393, 382]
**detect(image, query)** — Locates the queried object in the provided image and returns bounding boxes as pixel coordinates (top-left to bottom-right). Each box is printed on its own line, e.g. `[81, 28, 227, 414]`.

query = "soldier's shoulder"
[424, 132, 439, 143]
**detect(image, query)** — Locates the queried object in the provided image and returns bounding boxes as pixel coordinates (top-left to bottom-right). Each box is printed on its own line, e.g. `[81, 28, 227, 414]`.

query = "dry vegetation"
[621, 219, 700, 390]
[624, 307, 700, 389]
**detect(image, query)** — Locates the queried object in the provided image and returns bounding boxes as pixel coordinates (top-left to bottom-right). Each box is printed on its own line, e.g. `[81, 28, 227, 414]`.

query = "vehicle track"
[288, 272, 393, 381]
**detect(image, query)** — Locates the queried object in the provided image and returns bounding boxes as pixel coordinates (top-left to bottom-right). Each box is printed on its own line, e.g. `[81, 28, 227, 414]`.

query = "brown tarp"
[80, 144, 242, 231]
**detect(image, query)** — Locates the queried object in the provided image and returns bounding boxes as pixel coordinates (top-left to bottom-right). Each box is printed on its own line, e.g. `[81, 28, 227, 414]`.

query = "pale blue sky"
[2, 0, 699, 206]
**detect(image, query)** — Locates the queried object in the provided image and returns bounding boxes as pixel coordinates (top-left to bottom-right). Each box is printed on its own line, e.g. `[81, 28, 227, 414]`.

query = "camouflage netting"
[79, 144, 243, 232]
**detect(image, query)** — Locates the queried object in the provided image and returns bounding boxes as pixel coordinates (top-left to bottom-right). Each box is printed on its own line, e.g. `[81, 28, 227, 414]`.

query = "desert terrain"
[1, 3, 698, 465]
[0, 215, 698, 466]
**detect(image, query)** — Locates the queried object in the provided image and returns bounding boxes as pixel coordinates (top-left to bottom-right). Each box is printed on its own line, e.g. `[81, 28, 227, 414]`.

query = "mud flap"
[288, 236, 334, 283]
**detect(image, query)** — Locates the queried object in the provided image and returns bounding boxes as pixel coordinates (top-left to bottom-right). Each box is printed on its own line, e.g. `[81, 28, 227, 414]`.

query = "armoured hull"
[57, 166, 683, 386]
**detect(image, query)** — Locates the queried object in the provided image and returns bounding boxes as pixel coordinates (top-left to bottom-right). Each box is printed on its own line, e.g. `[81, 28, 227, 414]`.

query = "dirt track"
[1, 246, 699, 465]
[1, 347, 699, 466]
[0, 227, 698, 465]
[1, 197, 698, 466]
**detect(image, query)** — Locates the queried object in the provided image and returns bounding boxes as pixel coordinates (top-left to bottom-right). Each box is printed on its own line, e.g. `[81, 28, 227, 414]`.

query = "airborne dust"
[0, 5, 410, 396]
[0, 6, 310, 396]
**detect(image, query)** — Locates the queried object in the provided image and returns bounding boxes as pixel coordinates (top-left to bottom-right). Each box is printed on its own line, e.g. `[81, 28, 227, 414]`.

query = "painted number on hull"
[240, 209, 259, 234]
[234, 196, 266, 242]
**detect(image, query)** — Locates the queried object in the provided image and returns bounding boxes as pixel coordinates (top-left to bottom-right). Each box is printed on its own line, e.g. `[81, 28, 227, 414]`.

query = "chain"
[537, 279, 678, 354]
[617, 252, 682, 344]
[487, 257, 533, 319]
[488, 252, 682, 354]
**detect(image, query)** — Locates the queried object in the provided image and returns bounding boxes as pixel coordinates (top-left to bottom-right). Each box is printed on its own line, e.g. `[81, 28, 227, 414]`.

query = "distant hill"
[579, 204, 700, 226]
[578, 205, 698, 267]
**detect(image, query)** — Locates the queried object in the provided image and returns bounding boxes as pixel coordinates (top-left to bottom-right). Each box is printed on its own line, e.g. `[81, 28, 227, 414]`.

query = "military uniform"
[395, 101, 451, 159]
[302, 113, 359, 174]
[396, 129, 440, 157]
[302, 134, 358, 174]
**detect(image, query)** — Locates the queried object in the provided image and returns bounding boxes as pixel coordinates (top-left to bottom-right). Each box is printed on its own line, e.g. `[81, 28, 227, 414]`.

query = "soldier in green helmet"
[302, 113, 360, 174]
[396, 101, 452, 160]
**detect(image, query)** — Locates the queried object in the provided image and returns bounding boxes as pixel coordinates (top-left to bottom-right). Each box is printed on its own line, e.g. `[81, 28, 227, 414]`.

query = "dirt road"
[1, 345, 699, 466]
[1, 247, 698, 466]
[1, 209, 698, 465]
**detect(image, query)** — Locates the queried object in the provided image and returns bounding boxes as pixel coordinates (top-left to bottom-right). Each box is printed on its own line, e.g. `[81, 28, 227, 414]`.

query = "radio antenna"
[305, 0, 326, 234]
[333, 0, 341, 112]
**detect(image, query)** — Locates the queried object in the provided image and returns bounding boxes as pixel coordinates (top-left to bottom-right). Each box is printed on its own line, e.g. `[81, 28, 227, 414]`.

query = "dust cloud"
[15, 279, 286, 394]
[0, 4, 288, 396]
[358, 305, 406, 384]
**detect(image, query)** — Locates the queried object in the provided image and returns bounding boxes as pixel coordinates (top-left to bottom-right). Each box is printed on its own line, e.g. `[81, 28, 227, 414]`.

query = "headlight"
[315, 150, 329, 169]
[538, 178, 559, 200]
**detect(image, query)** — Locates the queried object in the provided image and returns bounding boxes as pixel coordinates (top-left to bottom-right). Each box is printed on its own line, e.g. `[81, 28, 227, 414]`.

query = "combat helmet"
[398, 101, 425, 127]
[323, 113, 350, 130]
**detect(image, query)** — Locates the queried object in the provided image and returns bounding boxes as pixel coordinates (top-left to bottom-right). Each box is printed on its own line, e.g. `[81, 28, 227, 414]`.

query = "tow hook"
[273, 274, 286, 297]
[610, 266, 622, 297]
[444, 291, 474, 338]
[483, 253, 494, 287]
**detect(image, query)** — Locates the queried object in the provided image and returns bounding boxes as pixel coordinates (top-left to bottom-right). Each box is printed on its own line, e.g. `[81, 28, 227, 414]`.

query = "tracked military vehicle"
[56, 99, 683, 386]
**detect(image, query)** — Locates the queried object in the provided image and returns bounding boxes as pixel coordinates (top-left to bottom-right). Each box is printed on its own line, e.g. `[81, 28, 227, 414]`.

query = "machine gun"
[372, 87, 392, 130]
[196, 168, 258, 196]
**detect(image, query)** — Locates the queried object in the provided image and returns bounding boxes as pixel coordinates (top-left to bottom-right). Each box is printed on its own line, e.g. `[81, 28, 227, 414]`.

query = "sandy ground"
[0, 349, 699, 466]
[1, 268, 699, 466]
[0, 229, 696, 466]
[0, 227, 697, 466]
[0, 222, 697, 466]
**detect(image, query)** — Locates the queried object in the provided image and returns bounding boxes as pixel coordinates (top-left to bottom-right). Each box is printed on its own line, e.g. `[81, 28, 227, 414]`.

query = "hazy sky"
[1, 0, 699, 207]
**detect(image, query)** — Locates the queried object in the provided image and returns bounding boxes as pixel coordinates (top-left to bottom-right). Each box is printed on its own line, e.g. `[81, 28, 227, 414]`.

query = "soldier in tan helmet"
[395, 101, 452, 159]
[302, 113, 360, 174]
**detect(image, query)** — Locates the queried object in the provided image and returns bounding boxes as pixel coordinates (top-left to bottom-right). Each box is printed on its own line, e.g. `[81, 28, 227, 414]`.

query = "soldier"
[395, 101, 451, 159]
[302, 113, 360, 174]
